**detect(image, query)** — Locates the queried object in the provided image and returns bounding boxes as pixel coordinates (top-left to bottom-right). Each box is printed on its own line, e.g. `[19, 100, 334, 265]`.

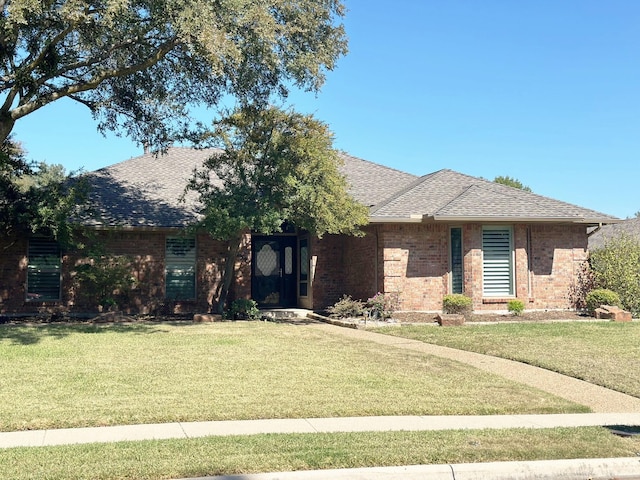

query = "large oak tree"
[0, 0, 348, 147]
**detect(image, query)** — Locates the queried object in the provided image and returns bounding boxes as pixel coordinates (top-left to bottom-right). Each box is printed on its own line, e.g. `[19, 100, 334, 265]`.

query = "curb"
[179, 457, 640, 480]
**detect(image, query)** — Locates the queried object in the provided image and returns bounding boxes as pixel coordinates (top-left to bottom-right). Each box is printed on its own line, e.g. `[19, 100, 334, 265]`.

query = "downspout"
[587, 223, 603, 237]
[374, 224, 380, 293]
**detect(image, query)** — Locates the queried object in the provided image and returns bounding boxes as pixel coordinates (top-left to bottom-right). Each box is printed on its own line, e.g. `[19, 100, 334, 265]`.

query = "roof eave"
[432, 215, 620, 225]
[369, 215, 424, 223]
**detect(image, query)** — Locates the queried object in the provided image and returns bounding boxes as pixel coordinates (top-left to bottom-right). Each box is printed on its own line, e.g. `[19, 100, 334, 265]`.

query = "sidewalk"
[2, 413, 640, 449]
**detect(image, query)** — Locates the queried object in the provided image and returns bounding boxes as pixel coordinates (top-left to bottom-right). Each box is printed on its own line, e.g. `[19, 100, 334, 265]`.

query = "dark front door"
[252, 236, 297, 307]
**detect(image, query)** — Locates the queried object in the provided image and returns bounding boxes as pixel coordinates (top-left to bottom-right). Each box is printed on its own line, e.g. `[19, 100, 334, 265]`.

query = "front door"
[252, 236, 297, 307]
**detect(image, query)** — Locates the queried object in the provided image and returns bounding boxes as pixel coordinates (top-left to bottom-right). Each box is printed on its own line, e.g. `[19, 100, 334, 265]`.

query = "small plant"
[229, 298, 260, 320]
[507, 299, 525, 316]
[327, 295, 365, 319]
[585, 289, 621, 316]
[366, 292, 399, 319]
[442, 294, 472, 315]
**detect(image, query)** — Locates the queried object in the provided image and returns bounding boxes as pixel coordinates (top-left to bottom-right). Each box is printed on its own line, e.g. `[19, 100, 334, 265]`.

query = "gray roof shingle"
[370, 169, 617, 224]
[589, 217, 640, 249]
[82, 149, 617, 228]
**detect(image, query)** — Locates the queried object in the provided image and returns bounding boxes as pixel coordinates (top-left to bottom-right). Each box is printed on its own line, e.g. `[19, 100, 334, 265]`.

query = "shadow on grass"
[606, 425, 640, 438]
[0, 322, 166, 346]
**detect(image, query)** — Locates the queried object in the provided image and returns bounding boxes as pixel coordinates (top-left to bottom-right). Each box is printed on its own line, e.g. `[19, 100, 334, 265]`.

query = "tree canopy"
[186, 105, 369, 311]
[0, 137, 88, 248]
[493, 175, 532, 192]
[0, 0, 348, 146]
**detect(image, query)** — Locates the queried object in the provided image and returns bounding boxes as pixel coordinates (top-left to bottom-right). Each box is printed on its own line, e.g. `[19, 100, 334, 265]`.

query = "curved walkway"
[312, 322, 640, 413]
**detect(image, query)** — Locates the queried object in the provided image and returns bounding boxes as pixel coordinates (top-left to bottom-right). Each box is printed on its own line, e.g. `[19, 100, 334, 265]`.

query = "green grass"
[1, 427, 639, 480]
[0, 321, 586, 432]
[371, 322, 640, 397]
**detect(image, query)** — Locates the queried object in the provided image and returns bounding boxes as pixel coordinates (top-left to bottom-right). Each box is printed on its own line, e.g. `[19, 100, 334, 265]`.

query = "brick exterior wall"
[0, 230, 250, 315]
[309, 222, 589, 313]
[0, 222, 590, 316]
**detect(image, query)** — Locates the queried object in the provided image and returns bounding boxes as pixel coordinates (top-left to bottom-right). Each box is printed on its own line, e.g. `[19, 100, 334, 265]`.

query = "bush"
[507, 299, 525, 316]
[327, 295, 365, 319]
[229, 298, 260, 320]
[589, 234, 640, 316]
[442, 294, 472, 314]
[585, 289, 621, 315]
[366, 292, 399, 319]
[73, 254, 136, 310]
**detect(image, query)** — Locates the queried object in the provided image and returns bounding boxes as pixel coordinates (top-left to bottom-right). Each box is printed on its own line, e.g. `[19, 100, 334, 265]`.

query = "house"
[0, 147, 618, 315]
[588, 217, 640, 250]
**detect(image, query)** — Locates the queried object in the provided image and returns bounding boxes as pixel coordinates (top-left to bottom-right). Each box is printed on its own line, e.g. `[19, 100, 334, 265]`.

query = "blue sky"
[13, 0, 640, 219]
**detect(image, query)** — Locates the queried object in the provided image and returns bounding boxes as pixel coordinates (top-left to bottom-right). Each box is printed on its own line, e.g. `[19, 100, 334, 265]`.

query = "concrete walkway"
[3, 320, 640, 480]
[311, 322, 640, 413]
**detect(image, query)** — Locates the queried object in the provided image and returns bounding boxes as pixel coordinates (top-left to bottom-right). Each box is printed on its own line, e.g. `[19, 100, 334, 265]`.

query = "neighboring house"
[0, 147, 618, 315]
[588, 217, 640, 250]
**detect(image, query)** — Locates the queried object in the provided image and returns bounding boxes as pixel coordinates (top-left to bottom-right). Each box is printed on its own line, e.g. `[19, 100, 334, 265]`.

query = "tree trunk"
[217, 233, 242, 315]
[0, 117, 15, 144]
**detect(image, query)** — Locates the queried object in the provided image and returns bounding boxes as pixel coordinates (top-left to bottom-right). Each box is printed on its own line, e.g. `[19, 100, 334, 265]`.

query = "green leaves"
[188, 105, 369, 241]
[0, 0, 348, 148]
[589, 234, 640, 316]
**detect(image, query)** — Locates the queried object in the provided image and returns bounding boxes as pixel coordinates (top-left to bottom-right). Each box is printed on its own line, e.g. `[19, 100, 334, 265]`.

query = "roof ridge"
[370, 169, 447, 213]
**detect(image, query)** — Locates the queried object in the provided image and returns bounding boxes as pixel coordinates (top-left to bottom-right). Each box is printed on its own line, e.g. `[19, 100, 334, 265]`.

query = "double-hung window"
[27, 238, 61, 301]
[482, 226, 514, 297]
[165, 237, 196, 300]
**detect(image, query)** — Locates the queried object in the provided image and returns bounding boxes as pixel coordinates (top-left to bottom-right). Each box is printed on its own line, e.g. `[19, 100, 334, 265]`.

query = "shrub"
[442, 294, 472, 314]
[568, 261, 595, 312]
[585, 289, 621, 315]
[229, 298, 260, 320]
[327, 295, 365, 319]
[366, 292, 399, 319]
[73, 254, 136, 310]
[507, 299, 525, 316]
[589, 234, 640, 316]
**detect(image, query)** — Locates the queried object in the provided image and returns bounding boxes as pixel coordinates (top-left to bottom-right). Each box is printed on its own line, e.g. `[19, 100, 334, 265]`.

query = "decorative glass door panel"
[252, 237, 297, 307]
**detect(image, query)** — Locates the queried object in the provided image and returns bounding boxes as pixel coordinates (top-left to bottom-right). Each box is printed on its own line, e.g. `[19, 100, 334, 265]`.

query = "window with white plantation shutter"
[482, 227, 514, 297]
[165, 237, 196, 300]
[27, 238, 61, 301]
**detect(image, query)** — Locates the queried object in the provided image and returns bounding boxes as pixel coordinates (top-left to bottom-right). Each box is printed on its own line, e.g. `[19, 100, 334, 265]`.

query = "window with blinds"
[482, 227, 514, 297]
[27, 238, 61, 301]
[165, 237, 196, 300]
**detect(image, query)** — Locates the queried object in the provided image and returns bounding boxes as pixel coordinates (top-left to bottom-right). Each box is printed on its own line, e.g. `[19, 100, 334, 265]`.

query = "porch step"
[260, 308, 312, 320]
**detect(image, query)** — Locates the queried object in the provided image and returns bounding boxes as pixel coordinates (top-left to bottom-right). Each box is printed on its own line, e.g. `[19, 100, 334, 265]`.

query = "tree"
[0, 137, 88, 249]
[493, 175, 532, 192]
[186, 105, 370, 313]
[0, 0, 348, 147]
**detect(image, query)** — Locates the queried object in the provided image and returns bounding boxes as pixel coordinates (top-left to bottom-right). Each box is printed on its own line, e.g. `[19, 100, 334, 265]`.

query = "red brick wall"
[0, 230, 246, 315]
[0, 236, 29, 312]
[378, 223, 449, 311]
[466, 223, 588, 311]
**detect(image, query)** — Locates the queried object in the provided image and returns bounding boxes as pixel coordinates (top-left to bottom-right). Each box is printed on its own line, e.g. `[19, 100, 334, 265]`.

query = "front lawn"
[0, 321, 585, 431]
[1, 427, 639, 480]
[371, 322, 640, 397]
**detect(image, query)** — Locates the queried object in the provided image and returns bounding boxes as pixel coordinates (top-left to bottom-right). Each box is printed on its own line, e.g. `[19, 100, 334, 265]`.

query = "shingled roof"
[370, 169, 617, 224]
[83, 148, 617, 228]
[589, 217, 640, 249]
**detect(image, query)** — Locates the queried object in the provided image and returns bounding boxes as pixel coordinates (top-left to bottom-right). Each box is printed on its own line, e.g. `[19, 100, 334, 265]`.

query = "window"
[482, 226, 514, 297]
[165, 237, 196, 300]
[450, 227, 463, 294]
[299, 238, 309, 297]
[27, 238, 61, 301]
